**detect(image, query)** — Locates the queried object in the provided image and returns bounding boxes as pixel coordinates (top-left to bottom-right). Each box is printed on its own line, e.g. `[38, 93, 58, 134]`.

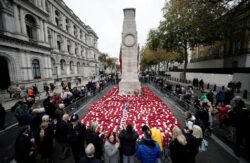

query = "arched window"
[25, 14, 37, 40]
[60, 59, 66, 71]
[32, 59, 41, 79]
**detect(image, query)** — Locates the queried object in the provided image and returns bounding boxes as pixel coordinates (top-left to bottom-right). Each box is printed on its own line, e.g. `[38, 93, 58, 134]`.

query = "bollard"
[213, 84, 217, 92]
[243, 90, 248, 99]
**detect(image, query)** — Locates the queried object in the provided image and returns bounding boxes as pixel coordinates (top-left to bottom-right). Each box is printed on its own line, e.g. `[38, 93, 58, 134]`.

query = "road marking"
[0, 123, 18, 134]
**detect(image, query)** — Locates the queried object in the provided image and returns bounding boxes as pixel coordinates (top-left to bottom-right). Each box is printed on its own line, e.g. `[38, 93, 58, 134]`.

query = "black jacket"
[119, 130, 139, 156]
[79, 156, 101, 163]
[86, 130, 104, 159]
[15, 134, 32, 163]
[55, 120, 69, 143]
[169, 139, 188, 163]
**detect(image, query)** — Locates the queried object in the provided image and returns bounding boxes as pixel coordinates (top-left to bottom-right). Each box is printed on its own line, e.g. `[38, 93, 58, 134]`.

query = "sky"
[64, 0, 165, 58]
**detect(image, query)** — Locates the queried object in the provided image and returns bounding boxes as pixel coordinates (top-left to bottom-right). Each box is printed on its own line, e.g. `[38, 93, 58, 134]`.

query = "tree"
[159, 0, 228, 79]
[98, 53, 108, 70]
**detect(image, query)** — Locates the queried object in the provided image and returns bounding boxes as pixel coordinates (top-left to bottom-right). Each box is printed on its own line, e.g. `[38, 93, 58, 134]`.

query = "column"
[44, 22, 48, 43]
[20, 8, 26, 35]
[62, 37, 67, 53]
[13, 4, 21, 34]
[66, 63, 70, 75]
[39, 19, 45, 42]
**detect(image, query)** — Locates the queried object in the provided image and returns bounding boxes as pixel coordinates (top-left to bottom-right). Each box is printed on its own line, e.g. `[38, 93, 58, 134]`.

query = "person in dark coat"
[55, 114, 70, 160]
[186, 125, 203, 163]
[43, 97, 56, 120]
[119, 124, 139, 163]
[169, 126, 188, 163]
[224, 88, 234, 105]
[0, 103, 6, 130]
[206, 90, 214, 105]
[35, 115, 54, 162]
[86, 122, 104, 160]
[69, 114, 87, 163]
[15, 125, 36, 163]
[79, 143, 101, 163]
[231, 96, 248, 157]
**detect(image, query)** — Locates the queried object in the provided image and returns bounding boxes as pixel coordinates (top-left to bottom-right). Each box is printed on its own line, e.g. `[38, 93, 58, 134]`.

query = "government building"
[0, 0, 101, 91]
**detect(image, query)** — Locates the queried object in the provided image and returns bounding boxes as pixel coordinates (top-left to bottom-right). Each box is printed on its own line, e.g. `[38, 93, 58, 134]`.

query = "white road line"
[0, 122, 18, 134]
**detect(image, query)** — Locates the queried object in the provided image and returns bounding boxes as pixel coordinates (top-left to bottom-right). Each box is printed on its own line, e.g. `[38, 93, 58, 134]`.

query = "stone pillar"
[20, 8, 26, 36]
[39, 19, 44, 42]
[13, 4, 21, 34]
[119, 8, 141, 95]
[66, 63, 70, 75]
[44, 22, 48, 43]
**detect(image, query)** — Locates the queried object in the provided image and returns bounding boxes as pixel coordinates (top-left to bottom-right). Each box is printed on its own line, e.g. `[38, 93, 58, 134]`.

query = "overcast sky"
[64, 0, 165, 58]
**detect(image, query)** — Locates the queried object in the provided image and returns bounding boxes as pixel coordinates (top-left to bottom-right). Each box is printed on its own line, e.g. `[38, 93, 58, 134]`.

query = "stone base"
[119, 80, 141, 95]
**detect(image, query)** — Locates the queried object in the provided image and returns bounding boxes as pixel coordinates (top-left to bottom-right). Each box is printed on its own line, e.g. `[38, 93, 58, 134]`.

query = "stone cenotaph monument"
[119, 8, 141, 95]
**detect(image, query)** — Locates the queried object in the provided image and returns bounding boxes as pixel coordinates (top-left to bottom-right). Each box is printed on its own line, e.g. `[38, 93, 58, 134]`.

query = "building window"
[66, 19, 70, 32]
[55, 10, 61, 27]
[74, 25, 77, 37]
[60, 59, 66, 71]
[57, 35, 63, 51]
[25, 14, 37, 40]
[32, 59, 41, 79]
[57, 41, 61, 51]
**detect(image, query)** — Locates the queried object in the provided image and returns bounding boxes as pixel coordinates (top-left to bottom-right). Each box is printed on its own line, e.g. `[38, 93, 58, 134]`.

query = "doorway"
[0, 56, 11, 90]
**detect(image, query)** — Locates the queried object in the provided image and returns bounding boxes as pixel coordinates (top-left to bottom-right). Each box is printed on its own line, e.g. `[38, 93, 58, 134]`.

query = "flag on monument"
[137, 45, 140, 77]
[119, 47, 122, 77]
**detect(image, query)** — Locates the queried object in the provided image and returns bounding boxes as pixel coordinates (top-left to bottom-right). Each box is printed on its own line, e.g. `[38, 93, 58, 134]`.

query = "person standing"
[86, 122, 104, 160]
[169, 126, 188, 163]
[79, 143, 101, 163]
[104, 132, 120, 163]
[135, 125, 161, 163]
[119, 124, 139, 163]
[55, 114, 71, 160]
[15, 125, 36, 163]
[186, 125, 203, 163]
[0, 103, 6, 130]
[7, 85, 14, 98]
[69, 114, 87, 163]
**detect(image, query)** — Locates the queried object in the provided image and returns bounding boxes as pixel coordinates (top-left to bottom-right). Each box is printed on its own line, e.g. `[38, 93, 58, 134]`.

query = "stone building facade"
[0, 0, 100, 91]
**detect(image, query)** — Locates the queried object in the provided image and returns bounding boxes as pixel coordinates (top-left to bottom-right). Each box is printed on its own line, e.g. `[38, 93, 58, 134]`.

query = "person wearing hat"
[69, 113, 87, 163]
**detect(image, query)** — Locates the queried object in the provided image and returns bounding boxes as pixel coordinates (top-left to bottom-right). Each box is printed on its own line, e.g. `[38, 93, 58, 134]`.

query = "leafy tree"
[159, 0, 228, 79]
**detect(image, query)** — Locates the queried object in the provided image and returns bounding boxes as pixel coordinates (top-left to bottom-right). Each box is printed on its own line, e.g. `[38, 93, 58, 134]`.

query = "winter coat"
[86, 130, 104, 160]
[135, 138, 161, 163]
[169, 139, 188, 163]
[79, 156, 101, 163]
[104, 140, 119, 163]
[151, 128, 163, 151]
[35, 124, 54, 157]
[186, 135, 202, 163]
[55, 120, 69, 143]
[15, 134, 32, 163]
[119, 129, 139, 156]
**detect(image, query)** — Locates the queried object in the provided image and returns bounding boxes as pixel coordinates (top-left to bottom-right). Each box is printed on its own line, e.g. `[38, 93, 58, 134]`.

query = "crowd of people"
[150, 75, 250, 160]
